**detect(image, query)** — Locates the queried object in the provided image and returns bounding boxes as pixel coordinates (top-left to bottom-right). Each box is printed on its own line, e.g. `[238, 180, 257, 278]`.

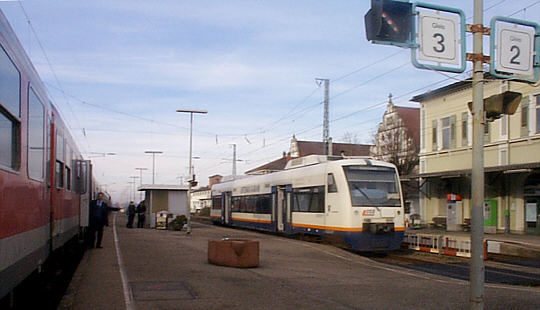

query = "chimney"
[208, 175, 223, 189]
[328, 137, 333, 156]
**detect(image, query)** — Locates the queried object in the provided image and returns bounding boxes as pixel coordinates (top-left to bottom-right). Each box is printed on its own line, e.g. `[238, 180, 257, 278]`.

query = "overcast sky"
[1, 0, 538, 203]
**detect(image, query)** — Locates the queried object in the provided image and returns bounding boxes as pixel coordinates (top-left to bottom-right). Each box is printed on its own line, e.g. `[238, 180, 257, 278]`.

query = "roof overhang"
[401, 162, 540, 180]
[138, 184, 189, 191]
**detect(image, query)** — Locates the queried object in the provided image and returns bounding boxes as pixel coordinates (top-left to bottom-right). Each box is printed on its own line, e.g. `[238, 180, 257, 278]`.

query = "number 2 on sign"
[510, 45, 520, 65]
[433, 33, 445, 53]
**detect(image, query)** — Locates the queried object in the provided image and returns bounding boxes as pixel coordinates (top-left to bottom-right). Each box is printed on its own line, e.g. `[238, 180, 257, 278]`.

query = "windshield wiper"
[352, 184, 381, 212]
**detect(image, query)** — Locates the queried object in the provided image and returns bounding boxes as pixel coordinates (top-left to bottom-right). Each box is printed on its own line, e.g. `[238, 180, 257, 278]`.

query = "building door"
[524, 173, 540, 235]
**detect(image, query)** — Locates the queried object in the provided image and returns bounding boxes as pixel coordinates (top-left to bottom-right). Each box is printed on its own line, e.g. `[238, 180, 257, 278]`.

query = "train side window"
[327, 173, 337, 193]
[0, 44, 21, 171]
[65, 143, 72, 190]
[55, 131, 64, 188]
[293, 186, 325, 213]
[212, 196, 222, 210]
[28, 87, 45, 181]
[55, 161, 64, 188]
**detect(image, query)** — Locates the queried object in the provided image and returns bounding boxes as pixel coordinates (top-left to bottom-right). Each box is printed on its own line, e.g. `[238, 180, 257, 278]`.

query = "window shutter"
[432, 120, 438, 151]
[450, 115, 456, 149]
[521, 96, 529, 137]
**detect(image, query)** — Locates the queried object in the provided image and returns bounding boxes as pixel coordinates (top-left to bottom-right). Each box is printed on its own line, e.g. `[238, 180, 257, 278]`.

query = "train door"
[75, 160, 91, 232]
[273, 185, 292, 233]
[223, 191, 232, 225]
[284, 185, 293, 233]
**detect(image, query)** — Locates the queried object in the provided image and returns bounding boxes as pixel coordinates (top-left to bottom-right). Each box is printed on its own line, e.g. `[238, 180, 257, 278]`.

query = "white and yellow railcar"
[211, 155, 405, 251]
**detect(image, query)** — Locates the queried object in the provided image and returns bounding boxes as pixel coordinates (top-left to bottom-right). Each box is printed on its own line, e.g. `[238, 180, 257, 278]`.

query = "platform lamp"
[135, 167, 148, 201]
[144, 151, 163, 184]
[176, 108, 208, 235]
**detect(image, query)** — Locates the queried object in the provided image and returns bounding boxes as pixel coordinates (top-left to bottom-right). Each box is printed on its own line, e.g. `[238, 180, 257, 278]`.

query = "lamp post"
[135, 167, 148, 201]
[176, 108, 207, 234]
[145, 151, 163, 184]
[129, 176, 139, 201]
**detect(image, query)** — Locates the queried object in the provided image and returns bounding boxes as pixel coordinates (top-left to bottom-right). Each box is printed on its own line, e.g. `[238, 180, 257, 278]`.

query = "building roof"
[245, 154, 290, 175]
[245, 139, 373, 175]
[410, 73, 496, 102]
[138, 184, 188, 191]
[296, 140, 371, 157]
[192, 186, 210, 192]
[395, 106, 420, 144]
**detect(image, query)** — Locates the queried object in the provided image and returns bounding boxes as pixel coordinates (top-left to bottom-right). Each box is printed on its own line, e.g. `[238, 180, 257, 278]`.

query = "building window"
[461, 112, 468, 147]
[28, 88, 45, 181]
[0, 44, 21, 170]
[441, 116, 456, 150]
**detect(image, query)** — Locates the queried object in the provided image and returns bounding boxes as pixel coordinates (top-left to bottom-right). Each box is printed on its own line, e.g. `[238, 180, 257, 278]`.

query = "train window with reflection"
[28, 88, 45, 181]
[343, 166, 400, 207]
[212, 196, 222, 209]
[327, 173, 337, 193]
[293, 186, 325, 213]
[55, 161, 64, 188]
[56, 131, 64, 162]
[65, 143, 72, 190]
[0, 44, 21, 170]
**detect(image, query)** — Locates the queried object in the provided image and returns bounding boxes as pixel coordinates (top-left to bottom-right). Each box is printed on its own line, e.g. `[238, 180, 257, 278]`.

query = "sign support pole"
[470, 0, 485, 309]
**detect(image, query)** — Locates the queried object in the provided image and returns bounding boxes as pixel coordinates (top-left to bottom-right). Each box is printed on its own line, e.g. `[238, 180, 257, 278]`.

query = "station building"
[411, 77, 540, 235]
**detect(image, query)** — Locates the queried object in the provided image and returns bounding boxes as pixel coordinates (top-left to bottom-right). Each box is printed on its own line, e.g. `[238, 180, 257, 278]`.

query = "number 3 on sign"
[418, 11, 460, 65]
[496, 24, 534, 76]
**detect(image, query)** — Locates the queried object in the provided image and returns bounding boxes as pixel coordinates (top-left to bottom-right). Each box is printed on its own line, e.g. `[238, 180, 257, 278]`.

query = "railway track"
[371, 250, 540, 287]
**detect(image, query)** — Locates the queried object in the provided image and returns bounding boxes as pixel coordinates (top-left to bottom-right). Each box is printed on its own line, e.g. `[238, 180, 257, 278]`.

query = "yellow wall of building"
[419, 79, 539, 233]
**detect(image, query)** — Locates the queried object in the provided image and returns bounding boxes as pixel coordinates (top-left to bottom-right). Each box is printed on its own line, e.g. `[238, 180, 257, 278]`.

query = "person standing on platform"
[137, 200, 146, 228]
[88, 192, 119, 248]
[126, 201, 136, 228]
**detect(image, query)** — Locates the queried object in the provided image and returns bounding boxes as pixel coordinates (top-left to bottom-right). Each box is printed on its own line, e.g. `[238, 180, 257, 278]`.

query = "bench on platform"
[461, 218, 471, 231]
[430, 216, 447, 229]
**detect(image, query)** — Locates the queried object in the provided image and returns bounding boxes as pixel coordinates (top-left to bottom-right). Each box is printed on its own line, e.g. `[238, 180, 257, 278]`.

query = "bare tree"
[371, 123, 419, 176]
[342, 131, 361, 144]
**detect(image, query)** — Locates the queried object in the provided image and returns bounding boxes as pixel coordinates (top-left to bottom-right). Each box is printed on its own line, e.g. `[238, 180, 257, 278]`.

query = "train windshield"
[343, 165, 401, 207]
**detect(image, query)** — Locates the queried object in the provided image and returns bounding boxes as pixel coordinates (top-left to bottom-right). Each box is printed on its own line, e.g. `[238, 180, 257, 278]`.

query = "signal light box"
[365, 0, 414, 47]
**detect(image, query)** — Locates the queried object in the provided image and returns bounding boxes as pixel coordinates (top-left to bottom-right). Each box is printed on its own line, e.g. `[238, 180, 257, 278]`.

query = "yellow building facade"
[412, 78, 540, 234]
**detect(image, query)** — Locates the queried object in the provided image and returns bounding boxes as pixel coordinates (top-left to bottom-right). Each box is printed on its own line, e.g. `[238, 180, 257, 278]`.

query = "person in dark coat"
[136, 200, 146, 228]
[88, 192, 119, 248]
[126, 201, 136, 228]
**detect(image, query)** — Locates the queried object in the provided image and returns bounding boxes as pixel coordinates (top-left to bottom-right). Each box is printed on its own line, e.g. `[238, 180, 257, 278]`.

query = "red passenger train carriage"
[0, 10, 95, 300]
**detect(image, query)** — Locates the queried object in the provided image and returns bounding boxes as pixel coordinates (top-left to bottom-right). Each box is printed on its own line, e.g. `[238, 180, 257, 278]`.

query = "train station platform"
[58, 214, 540, 310]
[404, 228, 540, 258]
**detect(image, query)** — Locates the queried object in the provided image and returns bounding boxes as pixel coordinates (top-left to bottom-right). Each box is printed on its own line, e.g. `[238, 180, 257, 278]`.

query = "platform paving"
[59, 214, 540, 310]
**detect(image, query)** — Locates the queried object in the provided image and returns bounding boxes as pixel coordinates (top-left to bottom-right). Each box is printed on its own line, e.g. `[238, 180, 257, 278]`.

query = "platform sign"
[411, 2, 466, 73]
[490, 16, 539, 82]
[418, 11, 460, 65]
